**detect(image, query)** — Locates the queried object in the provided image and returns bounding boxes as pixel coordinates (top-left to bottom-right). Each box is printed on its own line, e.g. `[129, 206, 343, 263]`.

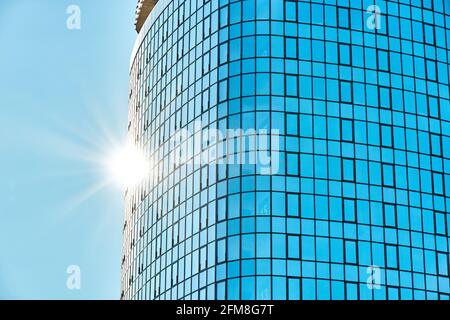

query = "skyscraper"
[122, 0, 450, 300]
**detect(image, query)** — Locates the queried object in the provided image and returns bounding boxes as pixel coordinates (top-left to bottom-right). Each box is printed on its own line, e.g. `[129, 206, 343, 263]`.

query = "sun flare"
[107, 143, 149, 188]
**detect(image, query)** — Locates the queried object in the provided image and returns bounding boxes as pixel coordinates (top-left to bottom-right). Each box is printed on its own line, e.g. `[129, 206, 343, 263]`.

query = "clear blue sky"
[0, 0, 136, 299]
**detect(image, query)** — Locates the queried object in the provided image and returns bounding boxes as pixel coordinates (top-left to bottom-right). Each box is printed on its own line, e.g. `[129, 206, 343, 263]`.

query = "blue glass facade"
[122, 0, 450, 300]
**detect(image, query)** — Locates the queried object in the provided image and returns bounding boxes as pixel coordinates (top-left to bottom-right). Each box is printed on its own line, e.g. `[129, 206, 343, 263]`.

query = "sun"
[107, 143, 149, 188]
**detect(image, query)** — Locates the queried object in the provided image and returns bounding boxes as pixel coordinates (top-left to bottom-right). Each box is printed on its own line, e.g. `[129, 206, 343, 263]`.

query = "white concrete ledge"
[135, 0, 158, 33]
[130, 0, 171, 72]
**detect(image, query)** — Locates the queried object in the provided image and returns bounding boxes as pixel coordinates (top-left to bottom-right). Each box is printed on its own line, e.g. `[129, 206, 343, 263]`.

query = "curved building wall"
[122, 0, 450, 300]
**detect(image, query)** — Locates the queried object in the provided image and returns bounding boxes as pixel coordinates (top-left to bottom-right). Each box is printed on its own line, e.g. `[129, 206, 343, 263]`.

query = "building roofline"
[135, 0, 158, 33]
[130, 0, 171, 71]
